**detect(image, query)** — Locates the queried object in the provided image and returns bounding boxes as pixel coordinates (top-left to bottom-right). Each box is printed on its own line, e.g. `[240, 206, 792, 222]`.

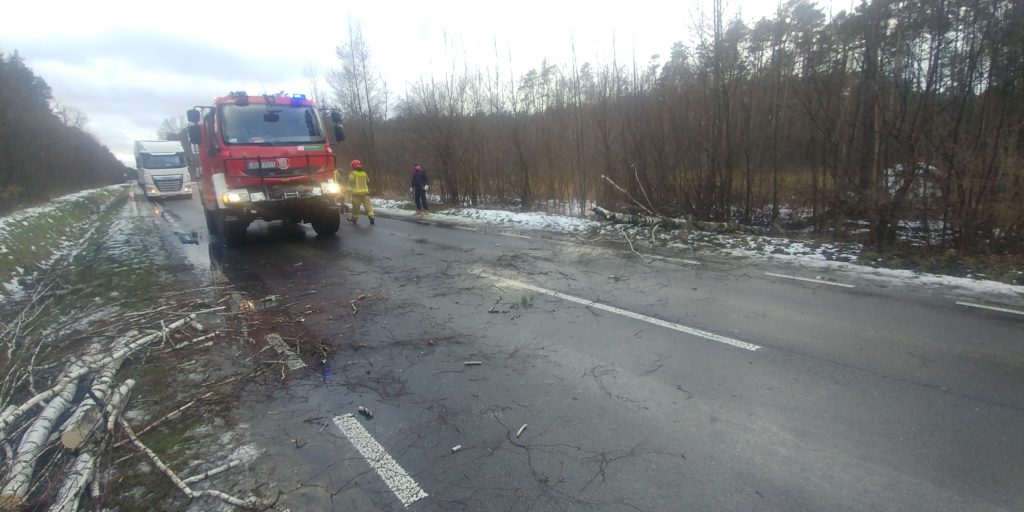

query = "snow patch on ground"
[375, 200, 1022, 297]
[372, 198, 600, 233]
[0, 184, 125, 233]
[723, 247, 1024, 297]
[440, 207, 601, 233]
[228, 444, 262, 465]
[1, 184, 128, 300]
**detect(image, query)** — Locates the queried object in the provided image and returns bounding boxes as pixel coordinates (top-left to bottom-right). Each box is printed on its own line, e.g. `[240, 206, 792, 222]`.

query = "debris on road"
[464, 360, 483, 366]
[516, 424, 528, 438]
[265, 333, 308, 371]
[358, 406, 375, 419]
[451, 445, 462, 453]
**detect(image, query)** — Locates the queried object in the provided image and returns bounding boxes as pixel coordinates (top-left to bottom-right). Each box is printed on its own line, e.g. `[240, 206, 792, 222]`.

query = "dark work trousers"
[414, 188, 428, 211]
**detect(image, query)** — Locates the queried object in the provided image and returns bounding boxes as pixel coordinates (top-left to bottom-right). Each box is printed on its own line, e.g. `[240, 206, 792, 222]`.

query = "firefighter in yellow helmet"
[347, 159, 375, 225]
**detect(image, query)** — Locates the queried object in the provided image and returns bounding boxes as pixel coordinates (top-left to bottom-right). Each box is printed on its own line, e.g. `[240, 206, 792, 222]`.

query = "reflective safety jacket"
[349, 170, 370, 194]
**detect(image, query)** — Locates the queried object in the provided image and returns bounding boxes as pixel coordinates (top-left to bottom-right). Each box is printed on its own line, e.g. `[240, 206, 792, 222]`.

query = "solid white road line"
[955, 301, 1024, 317]
[333, 414, 429, 507]
[764, 272, 855, 289]
[476, 271, 762, 352]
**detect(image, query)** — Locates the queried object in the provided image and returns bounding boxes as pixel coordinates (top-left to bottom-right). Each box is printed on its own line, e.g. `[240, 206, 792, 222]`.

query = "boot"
[369, 217, 375, 225]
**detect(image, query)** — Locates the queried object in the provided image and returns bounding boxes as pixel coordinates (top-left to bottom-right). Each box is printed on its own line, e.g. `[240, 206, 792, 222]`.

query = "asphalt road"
[152, 193, 1024, 512]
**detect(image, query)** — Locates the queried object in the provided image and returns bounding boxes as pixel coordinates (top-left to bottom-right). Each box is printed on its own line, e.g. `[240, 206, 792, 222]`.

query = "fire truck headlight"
[322, 181, 342, 194]
[222, 191, 249, 203]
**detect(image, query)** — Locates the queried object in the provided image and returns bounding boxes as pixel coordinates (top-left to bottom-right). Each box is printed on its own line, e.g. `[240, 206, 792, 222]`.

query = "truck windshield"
[220, 104, 324, 145]
[141, 153, 186, 169]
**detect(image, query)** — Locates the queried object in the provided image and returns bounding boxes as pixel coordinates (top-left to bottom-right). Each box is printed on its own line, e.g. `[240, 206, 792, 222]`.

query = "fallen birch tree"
[591, 205, 761, 234]
[47, 452, 94, 512]
[0, 363, 85, 508]
[0, 315, 200, 444]
[58, 358, 122, 450]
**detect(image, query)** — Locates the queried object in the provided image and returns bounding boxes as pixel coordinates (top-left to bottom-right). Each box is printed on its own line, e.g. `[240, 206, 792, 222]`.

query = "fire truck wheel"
[214, 212, 247, 246]
[204, 209, 216, 232]
[312, 207, 341, 237]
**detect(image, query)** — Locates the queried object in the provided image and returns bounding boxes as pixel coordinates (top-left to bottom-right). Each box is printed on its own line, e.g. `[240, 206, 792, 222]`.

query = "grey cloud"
[1, 31, 320, 161]
[1, 30, 300, 84]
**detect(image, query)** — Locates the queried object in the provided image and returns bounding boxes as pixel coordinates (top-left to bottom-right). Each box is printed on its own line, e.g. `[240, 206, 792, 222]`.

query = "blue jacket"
[411, 169, 429, 189]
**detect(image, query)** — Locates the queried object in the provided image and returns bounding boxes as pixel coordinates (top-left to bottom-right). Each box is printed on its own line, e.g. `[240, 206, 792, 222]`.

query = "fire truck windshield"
[220, 104, 324, 145]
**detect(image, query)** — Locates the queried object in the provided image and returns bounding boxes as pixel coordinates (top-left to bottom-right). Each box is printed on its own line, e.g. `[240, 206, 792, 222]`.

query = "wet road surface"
[152, 194, 1024, 511]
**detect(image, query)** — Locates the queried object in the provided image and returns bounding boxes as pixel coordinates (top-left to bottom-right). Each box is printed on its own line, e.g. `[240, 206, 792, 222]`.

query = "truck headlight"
[222, 191, 249, 203]
[322, 181, 342, 194]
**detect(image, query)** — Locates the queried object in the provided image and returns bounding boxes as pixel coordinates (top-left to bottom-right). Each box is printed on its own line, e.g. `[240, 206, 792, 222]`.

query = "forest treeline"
[0, 52, 126, 215]
[332, 0, 1023, 256]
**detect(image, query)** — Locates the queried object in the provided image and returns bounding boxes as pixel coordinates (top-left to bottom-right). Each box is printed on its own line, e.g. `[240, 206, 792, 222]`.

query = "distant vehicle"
[185, 92, 346, 245]
[133, 140, 193, 198]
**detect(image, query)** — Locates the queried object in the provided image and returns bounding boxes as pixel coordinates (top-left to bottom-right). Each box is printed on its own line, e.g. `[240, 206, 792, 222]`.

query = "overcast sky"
[1, 0, 809, 165]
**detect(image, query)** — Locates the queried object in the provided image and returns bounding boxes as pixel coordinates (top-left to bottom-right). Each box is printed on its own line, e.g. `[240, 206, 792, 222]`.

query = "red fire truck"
[186, 92, 345, 245]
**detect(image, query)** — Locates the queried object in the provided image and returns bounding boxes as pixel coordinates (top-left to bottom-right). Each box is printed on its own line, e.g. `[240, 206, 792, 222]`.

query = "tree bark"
[47, 452, 95, 512]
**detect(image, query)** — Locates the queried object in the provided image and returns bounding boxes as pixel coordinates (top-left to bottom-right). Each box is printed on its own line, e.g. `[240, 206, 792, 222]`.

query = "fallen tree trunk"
[104, 380, 135, 433]
[0, 315, 199, 444]
[0, 363, 84, 508]
[592, 205, 762, 234]
[591, 205, 690, 230]
[47, 452, 95, 512]
[58, 359, 122, 450]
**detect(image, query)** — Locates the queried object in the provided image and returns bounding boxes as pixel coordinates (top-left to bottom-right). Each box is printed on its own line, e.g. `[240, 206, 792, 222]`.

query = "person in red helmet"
[347, 159, 375, 225]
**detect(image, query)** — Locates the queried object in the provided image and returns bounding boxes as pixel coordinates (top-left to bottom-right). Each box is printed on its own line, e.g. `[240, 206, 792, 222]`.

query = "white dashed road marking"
[955, 301, 1024, 317]
[333, 414, 429, 507]
[265, 334, 307, 371]
[475, 271, 762, 352]
[764, 272, 855, 289]
[498, 232, 532, 239]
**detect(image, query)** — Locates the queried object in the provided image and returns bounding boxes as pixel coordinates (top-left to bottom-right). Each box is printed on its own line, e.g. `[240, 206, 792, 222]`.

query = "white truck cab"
[133, 140, 193, 198]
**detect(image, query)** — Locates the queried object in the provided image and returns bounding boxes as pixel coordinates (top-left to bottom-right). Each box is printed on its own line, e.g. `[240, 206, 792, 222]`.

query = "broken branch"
[117, 416, 269, 509]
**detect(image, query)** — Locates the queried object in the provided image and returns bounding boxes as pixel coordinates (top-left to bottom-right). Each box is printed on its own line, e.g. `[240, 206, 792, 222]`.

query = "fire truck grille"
[152, 176, 183, 192]
[243, 167, 315, 178]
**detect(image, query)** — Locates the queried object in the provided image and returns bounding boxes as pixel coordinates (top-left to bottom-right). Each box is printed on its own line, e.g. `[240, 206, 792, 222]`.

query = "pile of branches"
[594, 175, 766, 235]
[0, 280, 273, 511]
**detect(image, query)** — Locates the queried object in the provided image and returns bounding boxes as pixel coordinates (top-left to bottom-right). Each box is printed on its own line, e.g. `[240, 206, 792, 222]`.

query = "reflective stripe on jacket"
[349, 170, 369, 194]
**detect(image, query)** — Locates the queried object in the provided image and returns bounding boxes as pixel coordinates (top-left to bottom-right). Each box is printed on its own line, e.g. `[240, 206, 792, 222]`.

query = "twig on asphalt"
[623, 233, 652, 263]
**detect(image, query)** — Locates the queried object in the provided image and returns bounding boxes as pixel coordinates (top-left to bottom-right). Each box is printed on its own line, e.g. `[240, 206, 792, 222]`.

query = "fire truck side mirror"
[187, 125, 202, 145]
[330, 111, 342, 124]
[334, 124, 345, 142]
[186, 109, 201, 123]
